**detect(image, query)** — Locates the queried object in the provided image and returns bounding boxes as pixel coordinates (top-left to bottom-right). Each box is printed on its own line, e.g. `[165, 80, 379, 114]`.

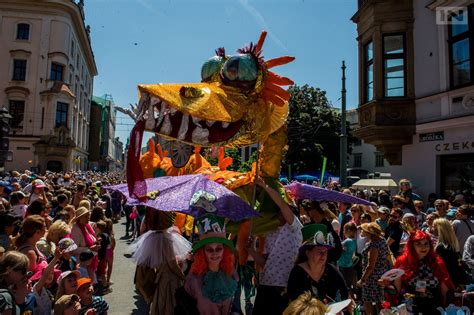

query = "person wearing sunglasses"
[180, 213, 237, 315]
[0, 251, 30, 315]
[385, 208, 404, 257]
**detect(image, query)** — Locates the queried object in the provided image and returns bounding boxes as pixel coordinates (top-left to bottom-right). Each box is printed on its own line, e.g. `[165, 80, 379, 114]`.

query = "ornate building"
[352, 0, 474, 198]
[0, 0, 97, 172]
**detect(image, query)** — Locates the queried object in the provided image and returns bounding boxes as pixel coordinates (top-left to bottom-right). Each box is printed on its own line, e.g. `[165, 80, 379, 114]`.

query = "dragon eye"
[221, 54, 258, 89]
[201, 56, 224, 81]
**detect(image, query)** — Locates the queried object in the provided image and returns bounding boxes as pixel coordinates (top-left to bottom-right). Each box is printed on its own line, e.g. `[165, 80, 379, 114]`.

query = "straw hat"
[360, 222, 384, 238]
[74, 207, 90, 220]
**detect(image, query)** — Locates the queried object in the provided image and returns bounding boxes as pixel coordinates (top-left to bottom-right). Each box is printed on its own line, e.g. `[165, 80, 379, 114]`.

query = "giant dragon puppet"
[125, 31, 294, 263]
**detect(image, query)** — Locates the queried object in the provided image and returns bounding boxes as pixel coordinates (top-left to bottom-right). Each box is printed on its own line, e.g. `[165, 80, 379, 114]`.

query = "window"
[50, 63, 64, 81]
[12, 59, 27, 81]
[353, 153, 362, 168]
[375, 152, 384, 167]
[383, 34, 406, 97]
[71, 40, 75, 56]
[364, 41, 374, 102]
[448, 7, 473, 88]
[16, 23, 30, 40]
[9, 100, 25, 128]
[56, 102, 68, 127]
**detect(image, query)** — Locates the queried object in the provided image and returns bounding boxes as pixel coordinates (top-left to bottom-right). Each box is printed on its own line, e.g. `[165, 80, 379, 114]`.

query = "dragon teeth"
[191, 116, 202, 125]
[222, 122, 230, 128]
[159, 115, 172, 135]
[178, 114, 189, 140]
[191, 126, 209, 145]
[206, 120, 215, 127]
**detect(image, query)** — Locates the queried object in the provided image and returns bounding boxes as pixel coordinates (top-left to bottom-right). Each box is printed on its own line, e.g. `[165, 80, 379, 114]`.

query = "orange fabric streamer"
[265, 56, 296, 69]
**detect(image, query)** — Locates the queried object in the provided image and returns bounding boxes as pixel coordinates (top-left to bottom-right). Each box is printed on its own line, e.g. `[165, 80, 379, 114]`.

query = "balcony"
[354, 99, 415, 165]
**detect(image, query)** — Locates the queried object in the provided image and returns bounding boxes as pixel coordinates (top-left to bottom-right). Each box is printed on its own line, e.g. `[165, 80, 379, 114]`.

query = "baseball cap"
[58, 238, 78, 253]
[32, 179, 45, 189]
[377, 206, 390, 215]
[77, 277, 92, 290]
[57, 270, 80, 285]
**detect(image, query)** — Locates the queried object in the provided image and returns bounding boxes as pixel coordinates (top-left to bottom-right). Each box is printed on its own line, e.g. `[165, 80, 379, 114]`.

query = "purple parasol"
[105, 174, 260, 221]
[285, 182, 372, 205]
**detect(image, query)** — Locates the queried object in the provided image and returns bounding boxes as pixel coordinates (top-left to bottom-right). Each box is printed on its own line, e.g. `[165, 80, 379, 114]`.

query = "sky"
[86, 0, 359, 146]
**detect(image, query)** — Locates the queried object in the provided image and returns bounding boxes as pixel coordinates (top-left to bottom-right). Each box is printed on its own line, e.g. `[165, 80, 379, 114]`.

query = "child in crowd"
[337, 222, 357, 297]
[78, 249, 95, 279]
[76, 277, 110, 315]
[56, 237, 78, 272]
[10, 191, 28, 218]
[104, 218, 115, 287]
[96, 220, 111, 289]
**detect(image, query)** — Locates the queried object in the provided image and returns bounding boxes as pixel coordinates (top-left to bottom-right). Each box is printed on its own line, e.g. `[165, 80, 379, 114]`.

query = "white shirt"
[33, 282, 52, 315]
[11, 204, 27, 218]
[260, 215, 303, 287]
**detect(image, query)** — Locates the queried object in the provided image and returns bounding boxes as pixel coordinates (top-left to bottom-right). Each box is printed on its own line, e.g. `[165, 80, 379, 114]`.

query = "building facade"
[89, 95, 121, 171]
[352, 0, 474, 199]
[0, 0, 97, 172]
[347, 109, 390, 175]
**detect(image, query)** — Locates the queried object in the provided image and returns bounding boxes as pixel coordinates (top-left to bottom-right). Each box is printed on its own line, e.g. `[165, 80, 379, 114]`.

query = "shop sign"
[420, 131, 444, 142]
[435, 141, 474, 152]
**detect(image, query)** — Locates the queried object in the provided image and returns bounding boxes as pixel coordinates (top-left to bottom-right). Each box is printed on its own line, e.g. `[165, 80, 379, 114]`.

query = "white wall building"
[0, 0, 97, 172]
[352, 0, 474, 200]
[347, 109, 390, 175]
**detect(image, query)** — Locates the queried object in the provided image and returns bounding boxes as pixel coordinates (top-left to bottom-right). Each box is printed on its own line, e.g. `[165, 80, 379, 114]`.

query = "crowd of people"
[0, 170, 473, 315]
[0, 171, 124, 315]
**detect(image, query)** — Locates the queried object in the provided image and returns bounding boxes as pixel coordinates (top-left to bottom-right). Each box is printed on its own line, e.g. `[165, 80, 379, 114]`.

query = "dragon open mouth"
[150, 96, 244, 146]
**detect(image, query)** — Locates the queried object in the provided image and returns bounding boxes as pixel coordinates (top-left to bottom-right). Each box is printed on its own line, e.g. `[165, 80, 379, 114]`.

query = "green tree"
[203, 148, 257, 172]
[283, 84, 353, 175]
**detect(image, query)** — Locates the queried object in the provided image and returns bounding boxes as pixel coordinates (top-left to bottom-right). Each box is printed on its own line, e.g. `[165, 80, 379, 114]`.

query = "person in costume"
[286, 224, 350, 308]
[183, 214, 238, 315]
[129, 207, 191, 313]
[391, 230, 455, 314]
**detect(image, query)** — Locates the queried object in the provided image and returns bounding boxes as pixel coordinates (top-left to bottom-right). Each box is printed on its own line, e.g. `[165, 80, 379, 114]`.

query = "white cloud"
[238, 0, 288, 52]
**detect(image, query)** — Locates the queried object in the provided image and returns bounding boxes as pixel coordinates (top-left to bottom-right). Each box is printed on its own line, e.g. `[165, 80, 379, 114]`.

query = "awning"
[351, 179, 398, 190]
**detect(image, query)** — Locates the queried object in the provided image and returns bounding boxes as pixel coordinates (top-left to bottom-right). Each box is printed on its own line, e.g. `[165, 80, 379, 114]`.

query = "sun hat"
[74, 207, 90, 220]
[192, 213, 234, 253]
[54, 294, 80, 314]
[58, 237, 78, 253]
[32, 179, 45, 189]
[301, 224, 335, 248]
[360, 222, 384, 238]
[57, 270, 80, 285]
[377, 206, 390, 215]
[76, 277, 92, 290]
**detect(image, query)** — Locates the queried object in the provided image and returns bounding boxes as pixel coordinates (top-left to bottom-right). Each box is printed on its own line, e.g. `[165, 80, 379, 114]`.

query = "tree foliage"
[204, 148, 257, 173]
[283, 84, 353, 174]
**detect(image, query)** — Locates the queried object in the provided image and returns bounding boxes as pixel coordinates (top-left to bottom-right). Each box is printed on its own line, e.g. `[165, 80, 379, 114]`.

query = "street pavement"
[106, 218, 149, 314]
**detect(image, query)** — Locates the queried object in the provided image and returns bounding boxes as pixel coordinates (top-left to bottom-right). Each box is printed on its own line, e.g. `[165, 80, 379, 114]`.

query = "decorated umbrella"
[105, 174, 260, 221]
[285, 182, 372, 205]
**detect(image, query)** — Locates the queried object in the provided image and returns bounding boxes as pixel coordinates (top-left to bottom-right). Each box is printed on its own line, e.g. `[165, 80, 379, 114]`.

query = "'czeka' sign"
[435, 141, 474, 152]
[420, 132, 444, 142]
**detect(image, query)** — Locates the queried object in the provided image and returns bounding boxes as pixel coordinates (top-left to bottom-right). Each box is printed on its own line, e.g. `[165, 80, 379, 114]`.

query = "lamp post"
[340, 61, 347, 187]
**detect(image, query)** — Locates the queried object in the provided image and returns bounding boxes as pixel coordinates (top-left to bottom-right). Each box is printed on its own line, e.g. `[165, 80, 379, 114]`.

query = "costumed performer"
[182, 214, 238, 315]
[129, 207, 191, 313]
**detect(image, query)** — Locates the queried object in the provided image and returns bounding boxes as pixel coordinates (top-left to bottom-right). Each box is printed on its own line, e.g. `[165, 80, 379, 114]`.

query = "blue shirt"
[337, 238, 356, 268]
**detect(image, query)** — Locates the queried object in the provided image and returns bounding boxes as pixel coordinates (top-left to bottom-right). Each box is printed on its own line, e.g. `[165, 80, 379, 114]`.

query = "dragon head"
[136, 31, 294, 147]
